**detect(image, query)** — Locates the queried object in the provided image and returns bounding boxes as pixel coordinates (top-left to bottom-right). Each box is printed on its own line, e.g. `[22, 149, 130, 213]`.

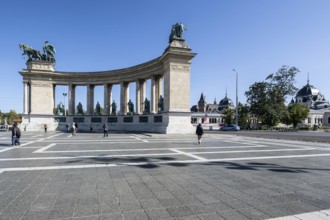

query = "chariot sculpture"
[19, 41, 56, 63]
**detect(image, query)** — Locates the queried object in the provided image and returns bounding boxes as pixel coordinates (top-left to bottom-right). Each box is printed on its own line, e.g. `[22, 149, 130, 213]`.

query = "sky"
[1, 0, 330, 113]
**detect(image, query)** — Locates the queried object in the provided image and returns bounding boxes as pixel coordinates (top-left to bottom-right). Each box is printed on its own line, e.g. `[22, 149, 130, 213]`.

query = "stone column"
[68, 84, 76, 115]
[87, 84, 95, 115]
[53, 84, 56, 112]
[162, 41, 196, 112]
[135, 80, 141, 114]
[104, 83, 112, 115]
[120, 82, 129, 114]
[136, 79, 146, 114]
[150, 76, 156, 113]
[28, 82, 31, 113]
[154, 76, 161, 113]
[23, 81, 28, 114]
[140, 80, 146, 113]
[159, 76, 163, 97]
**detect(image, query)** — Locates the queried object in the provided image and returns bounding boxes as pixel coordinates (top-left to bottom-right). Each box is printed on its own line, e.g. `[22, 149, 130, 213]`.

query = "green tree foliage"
[237, 103, 250, 128]
[222, 108, 235, 125]
[282, 103, 310, 128]
[245, 65, 299, 127]
[0, 110, 21, 124]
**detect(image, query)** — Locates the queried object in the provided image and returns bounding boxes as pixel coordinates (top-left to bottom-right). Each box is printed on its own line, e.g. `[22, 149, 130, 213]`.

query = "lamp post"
[62, 92, 67, 116]
[233, 69, 238, 126]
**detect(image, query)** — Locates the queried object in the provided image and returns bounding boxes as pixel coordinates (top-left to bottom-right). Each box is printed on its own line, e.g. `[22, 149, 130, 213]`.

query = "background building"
[292, 80, 330, 127]
[191, 92, 235, 127]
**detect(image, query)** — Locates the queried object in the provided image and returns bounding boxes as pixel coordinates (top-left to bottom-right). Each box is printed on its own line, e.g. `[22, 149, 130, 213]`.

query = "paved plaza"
[0, 131, 330, 220]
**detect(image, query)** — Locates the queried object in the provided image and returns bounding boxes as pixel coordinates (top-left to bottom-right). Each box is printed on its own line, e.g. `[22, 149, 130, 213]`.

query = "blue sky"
[1, 0, 330, 113]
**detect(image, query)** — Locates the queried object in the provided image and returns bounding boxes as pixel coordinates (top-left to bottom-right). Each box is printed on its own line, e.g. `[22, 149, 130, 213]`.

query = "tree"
[1, 110, 21, 124]
[222, 108, 235, 125]
[282, 103, 310, 128]
[245, 65, 299, 127]
[266, 65, 299, 98]
[245, 82, 268, 123]
[237, 103, 251, 128]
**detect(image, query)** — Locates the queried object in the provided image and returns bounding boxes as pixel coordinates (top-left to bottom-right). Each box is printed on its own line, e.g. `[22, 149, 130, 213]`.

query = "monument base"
[21, 112, 194, 134]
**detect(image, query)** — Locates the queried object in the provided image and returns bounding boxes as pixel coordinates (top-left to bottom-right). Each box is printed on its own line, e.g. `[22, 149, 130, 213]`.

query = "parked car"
[220, 124, 240, 131]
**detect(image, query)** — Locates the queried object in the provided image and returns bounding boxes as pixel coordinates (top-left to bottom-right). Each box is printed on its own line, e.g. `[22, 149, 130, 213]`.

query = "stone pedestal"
[21, 61, 55, 131]
[160, 39, 196, 134]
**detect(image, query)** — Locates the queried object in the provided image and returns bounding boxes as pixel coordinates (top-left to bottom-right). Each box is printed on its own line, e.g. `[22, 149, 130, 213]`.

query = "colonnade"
[20, 37, 196, 133]
[22, 76, 163, 116]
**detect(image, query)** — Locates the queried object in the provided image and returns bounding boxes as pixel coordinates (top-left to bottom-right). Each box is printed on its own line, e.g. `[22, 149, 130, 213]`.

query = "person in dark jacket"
[103, 123, 109, 137]
[11, 123, 21, 146]
[196, 123, 204, 144]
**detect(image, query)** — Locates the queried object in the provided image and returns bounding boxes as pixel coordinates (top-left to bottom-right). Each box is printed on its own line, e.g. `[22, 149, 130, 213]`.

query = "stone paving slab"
[0, 131, 330, 219]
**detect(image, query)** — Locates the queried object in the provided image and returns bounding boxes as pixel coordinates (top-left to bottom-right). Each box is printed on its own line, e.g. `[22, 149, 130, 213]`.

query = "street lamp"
[233, 69, 238, 126]
[62, 92, 67, 116]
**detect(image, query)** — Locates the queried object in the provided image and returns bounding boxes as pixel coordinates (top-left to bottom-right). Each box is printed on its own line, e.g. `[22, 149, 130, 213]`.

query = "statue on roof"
[19, 41, 56, 64]
[19, 44, 43, 62]
[169, 22, 187, 43]
[43, 41, 56, 63]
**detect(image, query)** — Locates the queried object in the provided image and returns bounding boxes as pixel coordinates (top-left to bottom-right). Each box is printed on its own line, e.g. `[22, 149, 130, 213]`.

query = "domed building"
[191, 92, 235, 126]
[293, 80, 330, 126]
[295, 81, 329, 109]
[218, 93, 235, 112]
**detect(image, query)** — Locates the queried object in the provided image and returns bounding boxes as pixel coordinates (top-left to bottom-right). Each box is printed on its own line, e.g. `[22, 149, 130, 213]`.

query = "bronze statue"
[143, 98, 150, 113]
[43, 41, 56, 63]
[58, 102, 65, 115]
[127, 99, 134, 113]
[19, 44, 43, 62]
[95, 101, 101, 115]
[19, 41, 56, 63]
[158, 95, 164, 112]
[77, 102, 84, 115]
[111, 101, 117, 115]
[169, 22, 187, 43]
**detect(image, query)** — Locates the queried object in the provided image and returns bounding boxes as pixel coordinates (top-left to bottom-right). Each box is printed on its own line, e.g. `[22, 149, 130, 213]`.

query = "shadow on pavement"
[59, 156, 330, 173]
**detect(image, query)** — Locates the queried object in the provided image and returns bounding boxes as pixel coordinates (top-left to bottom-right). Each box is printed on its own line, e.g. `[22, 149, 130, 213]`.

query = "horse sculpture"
[19, 41, 56, 63]
[19, 44, 43, 62]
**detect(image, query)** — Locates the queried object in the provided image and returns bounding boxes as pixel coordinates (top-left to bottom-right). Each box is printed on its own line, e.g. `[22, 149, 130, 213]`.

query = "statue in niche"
[143, 98, 150, 113]
[58, 102, 65, 115]
[76, 102, 84, 115]
[95, 101, 101, 115]
[169, 22, 187, 43]
[158, 95, 164, 112]
[111, 101, 117, 115]
[127, 99, 134, 113]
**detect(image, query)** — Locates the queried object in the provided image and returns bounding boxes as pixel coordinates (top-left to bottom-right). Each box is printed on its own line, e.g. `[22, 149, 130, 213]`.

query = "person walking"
[11, 123, 21, 146]
[11, 123, 17, 146]
[44, 124, 47, 133]
[71, 123, 76, 136]
[103, 123, 109, 137]
[196, 123, 204, 144]
[15, 125, 21, 145]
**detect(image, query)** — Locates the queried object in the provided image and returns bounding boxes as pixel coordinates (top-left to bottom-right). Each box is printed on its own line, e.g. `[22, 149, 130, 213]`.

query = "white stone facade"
[19, 40, 196, 134]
